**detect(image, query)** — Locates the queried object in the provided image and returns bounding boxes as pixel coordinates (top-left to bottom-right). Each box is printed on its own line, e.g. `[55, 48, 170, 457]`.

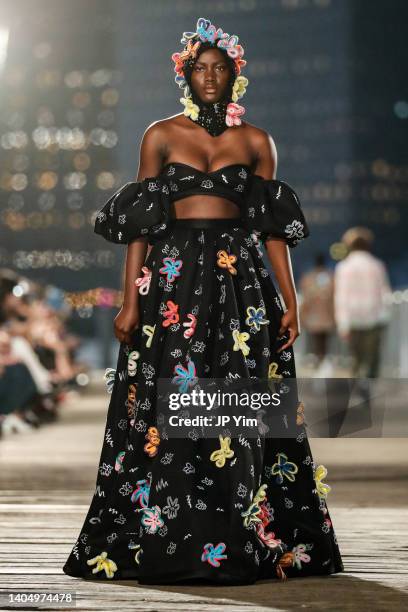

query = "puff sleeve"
[94, 177, 171, 244]
[242, 175, 310, 248]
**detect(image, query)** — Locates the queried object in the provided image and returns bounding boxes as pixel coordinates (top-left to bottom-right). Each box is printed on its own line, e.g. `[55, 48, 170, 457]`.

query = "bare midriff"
[172, 194, 241, 219]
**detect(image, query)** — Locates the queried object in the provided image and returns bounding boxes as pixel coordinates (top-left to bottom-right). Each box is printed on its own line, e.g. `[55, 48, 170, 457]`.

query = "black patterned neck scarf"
[188, 93, 229, 137]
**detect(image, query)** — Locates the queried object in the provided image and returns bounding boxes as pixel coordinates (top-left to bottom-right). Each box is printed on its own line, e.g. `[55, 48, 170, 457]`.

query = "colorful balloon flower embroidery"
[232, 329, 250, 356]
[196, 19, 225, 44]
[232, 75, 249, 102]
[217, 249, 237, 275]
[245, 306, 270, 331]
[209, 435, 234, 468]
[271, 452, 299, 484]
[86, 551, 117, 579]
[128, 542, 143, 565]
[103, 367, 116, 394]
[268, 362, 282, 380]
[296, 401, 305, 425]
[128, 350, 140, 377]
[159, 257, 183, 283]
[292, 543, 313, 570]
[114, 451, 125, 474]
[140, 505, 164, 534]
[144, 426, 160, 458]
[134, 266, 152, 295]
[180, 96, 200, 121]
[201, 542, 228, 567]
[241, 483, 284, 550]
[162, 300, 179, 327]
[314, 465, 331, 499]
[241, 484, 267, 527]
[226, 102, 245, 127]
[172, 358, 197, 393]
[182, 313, 197, 338]
[142, 324, 155, 348]
[131, 479, 151, 508]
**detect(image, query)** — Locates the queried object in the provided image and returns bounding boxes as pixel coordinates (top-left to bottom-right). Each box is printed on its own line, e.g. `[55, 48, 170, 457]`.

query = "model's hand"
[114, 306, 139, 345]
[277, 308, 299, 353]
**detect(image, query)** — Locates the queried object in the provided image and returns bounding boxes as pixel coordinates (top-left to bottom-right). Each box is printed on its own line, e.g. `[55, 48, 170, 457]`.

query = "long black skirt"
[63, 218, 343, 585]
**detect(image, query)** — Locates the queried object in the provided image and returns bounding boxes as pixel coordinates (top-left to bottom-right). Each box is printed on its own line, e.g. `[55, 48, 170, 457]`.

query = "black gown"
[63, 162, 344, 584]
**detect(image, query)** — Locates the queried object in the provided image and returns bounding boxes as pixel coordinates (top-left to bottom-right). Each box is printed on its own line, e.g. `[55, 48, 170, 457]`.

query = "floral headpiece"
[171, 17, 249, 129]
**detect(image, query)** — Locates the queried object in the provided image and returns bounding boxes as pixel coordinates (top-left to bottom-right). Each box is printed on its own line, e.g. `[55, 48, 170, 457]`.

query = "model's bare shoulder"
[241, 121, 278, 177]
[146, 114, 186, 134]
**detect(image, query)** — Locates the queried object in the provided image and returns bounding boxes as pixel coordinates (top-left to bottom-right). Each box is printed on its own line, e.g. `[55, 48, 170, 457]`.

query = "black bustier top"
[94, 162, 310, 249]
[159, 162, 252, 209]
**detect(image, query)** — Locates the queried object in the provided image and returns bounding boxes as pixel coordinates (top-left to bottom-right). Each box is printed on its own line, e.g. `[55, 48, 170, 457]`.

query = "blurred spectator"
[299, 253, 335, 374]
[334, 227, 392, 378]
[0, 269, 86, 438]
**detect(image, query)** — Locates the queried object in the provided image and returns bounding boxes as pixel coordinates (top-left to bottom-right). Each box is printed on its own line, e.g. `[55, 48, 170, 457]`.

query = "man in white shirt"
[334, 227, 392, 378]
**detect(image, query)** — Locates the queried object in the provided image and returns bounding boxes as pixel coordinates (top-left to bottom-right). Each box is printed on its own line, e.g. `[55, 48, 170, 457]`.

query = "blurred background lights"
[329, 242, 348, 261]
[394, 100, 408, 119]
[96, 171, 115, 190]
[0, 27, 9, 70]
[63, 171, 87, 190]
[37, 171, 58, 190]
[33, 41, 52, 60]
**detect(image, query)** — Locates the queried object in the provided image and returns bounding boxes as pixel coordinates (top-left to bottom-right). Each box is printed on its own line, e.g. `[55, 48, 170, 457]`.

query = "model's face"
[190, 48, 231, 104]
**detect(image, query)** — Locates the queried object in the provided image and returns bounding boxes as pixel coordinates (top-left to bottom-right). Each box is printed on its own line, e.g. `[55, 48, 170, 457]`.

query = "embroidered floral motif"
[314, 465, 331, 499]
[217, 249, 238, 275]
[142, 324, 155, 348]
[232, 329, 250, 356]
[87, 552, 117, 579]
[183, 313, 197, 338]
[103, 368, 116, 393]
[172, 358, 197, 393]
[285, 220, 305, 242]
[245, 306, 270, 331]
[128, 351, 140, 377]
[131, 479, 151, 508]
[114, 451, 125, 474]
[144, 426, 160, 458]
[162, 300, 180, 327]
[159, 257, 183, 283]
[201, 542, 228, 567]
[135, 266, 152, 295]
[271, 453, 299, 484]
[268, 361, 282, 379]
[226, 102, 245, 126]
[140, 505, 164, 534]
[292, 543, 313, 569]
[210, 435, 235, 468]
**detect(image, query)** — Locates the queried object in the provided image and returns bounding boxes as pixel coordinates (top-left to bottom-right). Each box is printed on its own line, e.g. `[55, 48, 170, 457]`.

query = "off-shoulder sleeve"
[242, 175, 310, 248]
[93, 177, 171, 244]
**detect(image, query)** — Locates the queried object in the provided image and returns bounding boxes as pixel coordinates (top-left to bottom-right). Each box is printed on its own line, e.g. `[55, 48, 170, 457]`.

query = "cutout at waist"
[171, 192, 243, 216]
[171, 218, 244, 229]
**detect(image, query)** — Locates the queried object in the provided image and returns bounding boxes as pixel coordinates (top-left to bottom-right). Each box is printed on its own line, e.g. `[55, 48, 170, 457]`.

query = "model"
[63, 17, 344, 585]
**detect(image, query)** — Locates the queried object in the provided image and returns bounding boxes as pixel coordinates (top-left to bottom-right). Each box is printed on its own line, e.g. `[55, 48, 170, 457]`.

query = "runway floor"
[0, 389, 407, 611]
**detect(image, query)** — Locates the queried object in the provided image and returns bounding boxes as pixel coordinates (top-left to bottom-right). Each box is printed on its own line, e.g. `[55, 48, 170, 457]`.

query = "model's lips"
[204, 88, 217, 92]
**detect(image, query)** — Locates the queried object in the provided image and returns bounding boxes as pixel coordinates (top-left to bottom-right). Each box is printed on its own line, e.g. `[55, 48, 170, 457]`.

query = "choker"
[188, 95, 229, 137]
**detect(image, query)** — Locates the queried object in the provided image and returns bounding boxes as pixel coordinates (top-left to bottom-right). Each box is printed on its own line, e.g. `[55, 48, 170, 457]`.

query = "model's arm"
[114, 122, 166, 344]
[253, 131, 300, 353]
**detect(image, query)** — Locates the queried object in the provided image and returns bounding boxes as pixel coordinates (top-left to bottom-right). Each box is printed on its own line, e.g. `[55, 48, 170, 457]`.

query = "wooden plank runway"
[0, 391, 407, 611]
